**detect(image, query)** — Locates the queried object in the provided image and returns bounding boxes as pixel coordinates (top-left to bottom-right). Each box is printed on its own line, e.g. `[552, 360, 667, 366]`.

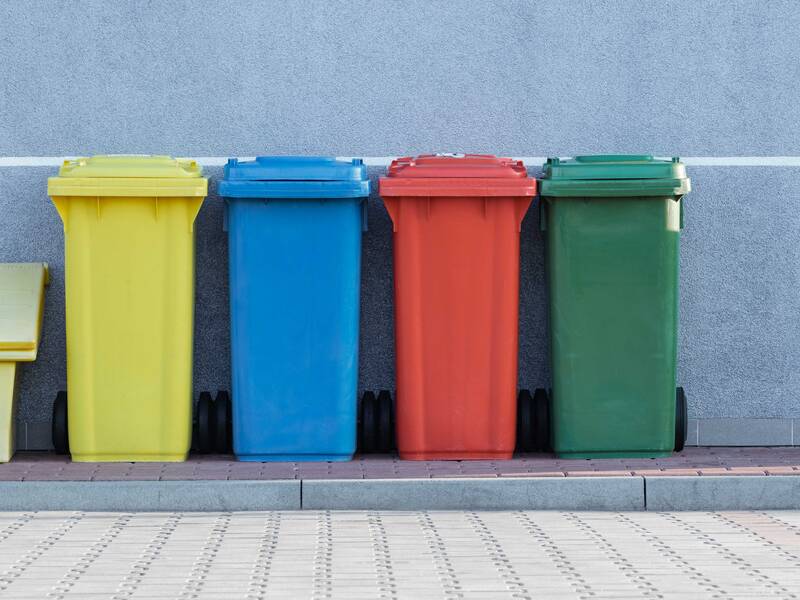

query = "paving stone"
[564, 470, 635, 477]
[501, 470, 566, 478]
[303, 477, 644, 510]
[646, 475, 800, 510]
[765, 467, 800, 475]
[700, 467, 768, 475]
[642, 469, 703, 477]
[0, 480, 301, 511]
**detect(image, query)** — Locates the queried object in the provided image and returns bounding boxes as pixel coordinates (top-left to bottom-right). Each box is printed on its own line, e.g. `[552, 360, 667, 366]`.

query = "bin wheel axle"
[213, 390, 232, 453]
[52, 391, 69, 455]
[675, 387, 688, 452]
[193, 392, 213, 454]
[516, 389, 551, 453]
[358, 390, 395, 454]
[192, 390, 232, 455]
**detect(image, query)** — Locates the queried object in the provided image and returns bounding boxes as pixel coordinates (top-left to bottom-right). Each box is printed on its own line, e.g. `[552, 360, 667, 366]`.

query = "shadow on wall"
[355, 168, 551, 395]
[192, 167, 231, 397]
[0, 164, 549, 432]
[193, 166, 551, 400]
[518, 178, 551, 393]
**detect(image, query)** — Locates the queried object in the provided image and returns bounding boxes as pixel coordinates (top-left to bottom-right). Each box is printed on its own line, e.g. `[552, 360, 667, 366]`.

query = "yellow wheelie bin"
[0, 263, 49, 463]
[47, 156, 207, 462]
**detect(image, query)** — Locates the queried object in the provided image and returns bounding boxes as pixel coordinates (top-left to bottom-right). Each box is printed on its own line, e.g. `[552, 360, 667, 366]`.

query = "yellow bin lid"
[47, 155, 208, 197]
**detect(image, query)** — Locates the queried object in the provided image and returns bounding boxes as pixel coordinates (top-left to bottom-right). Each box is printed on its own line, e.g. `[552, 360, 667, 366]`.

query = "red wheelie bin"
[379, 154, 535, 460]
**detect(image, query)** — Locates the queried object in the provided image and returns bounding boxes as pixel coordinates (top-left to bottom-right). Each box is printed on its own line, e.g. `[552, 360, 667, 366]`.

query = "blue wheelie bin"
[219, 157, 369, 461]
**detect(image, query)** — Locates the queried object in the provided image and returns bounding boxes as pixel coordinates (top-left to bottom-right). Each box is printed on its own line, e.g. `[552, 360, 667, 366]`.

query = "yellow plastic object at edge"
[49, 156, 207, 462]
[0, 263, 49, 463]
[0, 363, 17, 463]
[0, 263, 49, 361]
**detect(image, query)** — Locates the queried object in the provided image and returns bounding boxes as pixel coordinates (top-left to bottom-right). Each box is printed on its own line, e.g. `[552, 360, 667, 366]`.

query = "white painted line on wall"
[0, 156, 256, 167]
[338, 156, 800, 167]
[0, 157, 75, 167]
[337, 157, 399, 166]
[681, 157, 800, 166]
[2, 156, 800, 168]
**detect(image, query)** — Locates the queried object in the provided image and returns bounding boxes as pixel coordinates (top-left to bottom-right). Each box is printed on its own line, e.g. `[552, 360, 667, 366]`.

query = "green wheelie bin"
[525, 155, 691, 458]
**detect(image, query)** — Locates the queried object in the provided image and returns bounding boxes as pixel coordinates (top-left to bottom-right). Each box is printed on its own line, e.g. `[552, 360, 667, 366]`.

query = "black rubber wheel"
[532, 388, 551, 452]
[52, 391, 69, 455]
[516, 389, 535, 453]
[213, 390, 232, 454]
[675, 387, 688, 452]
[359, 391, 377, 454]
[375, 390, 395, 453]
[193, 392, 214, 454]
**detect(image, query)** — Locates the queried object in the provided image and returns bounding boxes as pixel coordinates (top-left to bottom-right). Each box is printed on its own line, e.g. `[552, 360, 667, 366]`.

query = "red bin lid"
[380, 154, 536, 197]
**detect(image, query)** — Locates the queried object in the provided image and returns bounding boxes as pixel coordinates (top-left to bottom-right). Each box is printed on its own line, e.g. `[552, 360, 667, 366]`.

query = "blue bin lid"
[219, 156, 370, 198]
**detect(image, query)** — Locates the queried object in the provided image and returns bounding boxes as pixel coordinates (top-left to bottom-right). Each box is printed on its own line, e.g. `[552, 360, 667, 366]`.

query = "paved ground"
[2, 447, 799, 481]
[0, 510, 799, 599]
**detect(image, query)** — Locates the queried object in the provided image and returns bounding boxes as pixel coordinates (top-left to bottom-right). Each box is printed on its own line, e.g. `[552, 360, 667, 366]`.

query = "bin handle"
[51, 197, 69, 232]
[515, 196, 533, 232]
[539, 199, 547, 232]
[382, 197, 399, 232]
[362, 199, 369, 233]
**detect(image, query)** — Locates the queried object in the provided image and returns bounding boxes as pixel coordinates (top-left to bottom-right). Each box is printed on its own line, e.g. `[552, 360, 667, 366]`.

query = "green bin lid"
[539, 155, 690, 197]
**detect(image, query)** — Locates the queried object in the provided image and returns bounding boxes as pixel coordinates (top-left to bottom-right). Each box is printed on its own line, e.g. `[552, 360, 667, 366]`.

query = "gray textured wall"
[1, 1, 800, 445]
[3, 0, 800, 156]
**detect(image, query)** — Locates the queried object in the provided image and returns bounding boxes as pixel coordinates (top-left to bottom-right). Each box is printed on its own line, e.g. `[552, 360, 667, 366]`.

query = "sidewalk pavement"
[3, 510, 800, 599]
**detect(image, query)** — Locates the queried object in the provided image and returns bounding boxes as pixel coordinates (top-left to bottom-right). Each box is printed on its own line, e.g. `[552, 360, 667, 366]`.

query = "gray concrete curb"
[645, 475, 800, 511]
[2, 476, 800, 511]
[0, 481, 301, 511]
[302, 477, 644, 510]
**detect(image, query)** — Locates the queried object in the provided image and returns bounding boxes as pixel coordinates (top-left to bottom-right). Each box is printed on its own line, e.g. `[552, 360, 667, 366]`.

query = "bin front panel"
[386, 195, 530, 460]
[546, 196, 680, 457]
[228, 198, 362, 461]
[55, 195, 199, 462]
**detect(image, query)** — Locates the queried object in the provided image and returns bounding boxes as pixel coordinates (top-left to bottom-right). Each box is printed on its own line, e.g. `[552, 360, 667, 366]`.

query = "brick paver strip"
[765, 466, 800, 475]
[0, 447, 797, 481]
[564, 470, 636, 477]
